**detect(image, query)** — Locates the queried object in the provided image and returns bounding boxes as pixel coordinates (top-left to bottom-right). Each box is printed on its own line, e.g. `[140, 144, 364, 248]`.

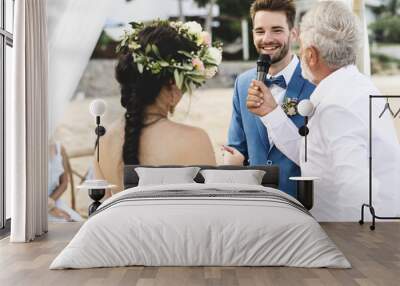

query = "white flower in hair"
[204, 66, 218, 79]
[184, 21, 203, 36]
[207, 47, 222, 65]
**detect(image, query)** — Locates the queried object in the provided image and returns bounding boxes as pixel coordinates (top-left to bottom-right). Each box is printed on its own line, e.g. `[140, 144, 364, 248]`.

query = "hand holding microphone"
[247, 54, 278, 117]
[247, 80, 278, 116]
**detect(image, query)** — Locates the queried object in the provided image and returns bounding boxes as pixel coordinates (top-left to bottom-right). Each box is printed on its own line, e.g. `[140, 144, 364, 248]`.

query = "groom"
[224, 0, 314, 197]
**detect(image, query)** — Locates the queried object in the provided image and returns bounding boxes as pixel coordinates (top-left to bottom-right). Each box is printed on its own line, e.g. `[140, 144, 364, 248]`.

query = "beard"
[256, 37, 290, 64]
[300, 56, 315, 84]
[271, 41, 289, 64]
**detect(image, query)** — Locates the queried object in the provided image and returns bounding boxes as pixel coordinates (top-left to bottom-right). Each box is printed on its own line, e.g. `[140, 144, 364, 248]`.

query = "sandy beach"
[54, 75, 400, 217]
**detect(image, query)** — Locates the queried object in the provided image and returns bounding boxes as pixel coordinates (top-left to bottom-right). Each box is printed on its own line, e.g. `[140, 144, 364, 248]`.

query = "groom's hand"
[247, 80, 278, 117]
[221, 145, 245, 165]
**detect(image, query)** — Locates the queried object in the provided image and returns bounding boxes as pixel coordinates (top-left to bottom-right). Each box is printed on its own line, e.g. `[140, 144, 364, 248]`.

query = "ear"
[307, 46, 319, 68]
[290, 27, 298, 42]
[167, 82, 181, 105]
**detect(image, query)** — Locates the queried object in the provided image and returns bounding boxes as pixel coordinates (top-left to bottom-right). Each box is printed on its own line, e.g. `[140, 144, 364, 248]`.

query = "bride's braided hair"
[115, 25, 197, 165]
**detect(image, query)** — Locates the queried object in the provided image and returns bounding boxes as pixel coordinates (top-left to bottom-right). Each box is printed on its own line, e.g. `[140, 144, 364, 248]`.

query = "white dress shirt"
[262, 65, 400, 221]
[265, 55, 299, 148]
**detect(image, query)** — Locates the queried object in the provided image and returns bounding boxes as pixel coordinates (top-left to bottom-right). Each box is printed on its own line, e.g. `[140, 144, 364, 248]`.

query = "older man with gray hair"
[246, 1, 400, 221]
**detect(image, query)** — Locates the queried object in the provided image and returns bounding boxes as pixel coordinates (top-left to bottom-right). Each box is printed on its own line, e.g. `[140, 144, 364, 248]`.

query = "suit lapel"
[284, 63, 306, 102]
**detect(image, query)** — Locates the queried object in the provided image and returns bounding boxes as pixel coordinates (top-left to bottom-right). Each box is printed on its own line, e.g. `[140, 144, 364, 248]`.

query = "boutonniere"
[281, 97, 298, 116]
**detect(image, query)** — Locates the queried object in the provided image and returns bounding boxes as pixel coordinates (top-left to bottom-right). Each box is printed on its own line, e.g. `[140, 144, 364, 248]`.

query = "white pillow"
[135, 167, 200, 186]
[200, 169, 266, 185]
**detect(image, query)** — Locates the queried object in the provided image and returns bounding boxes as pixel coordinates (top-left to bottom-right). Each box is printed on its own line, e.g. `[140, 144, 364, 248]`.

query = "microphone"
[297, 99, 314, 136]
[89, 99, 107, 162]
[297, 99, 314, 117]
[297, 99, 315, 162]
[256, 54, 272, 82]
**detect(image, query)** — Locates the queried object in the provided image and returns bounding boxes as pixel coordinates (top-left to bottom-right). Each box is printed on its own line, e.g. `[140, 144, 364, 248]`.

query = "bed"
[50, 165, 350, 269]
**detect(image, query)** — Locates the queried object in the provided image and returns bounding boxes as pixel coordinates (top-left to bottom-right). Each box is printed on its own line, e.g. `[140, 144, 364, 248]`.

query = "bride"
[94, 20, 222, 194]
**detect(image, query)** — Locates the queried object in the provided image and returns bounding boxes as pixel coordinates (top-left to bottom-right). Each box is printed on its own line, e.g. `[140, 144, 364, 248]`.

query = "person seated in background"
[93, 20, 222, 195]
[48, 142, 83, 222]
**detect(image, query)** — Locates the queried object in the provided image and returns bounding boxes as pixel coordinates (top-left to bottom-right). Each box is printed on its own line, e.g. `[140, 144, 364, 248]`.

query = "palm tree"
[389, 0, 399, 15]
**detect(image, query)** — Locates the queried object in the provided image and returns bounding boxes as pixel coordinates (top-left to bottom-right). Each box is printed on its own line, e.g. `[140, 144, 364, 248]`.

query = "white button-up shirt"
[265, 55, 299, 148]
[262, 65, 400, 221]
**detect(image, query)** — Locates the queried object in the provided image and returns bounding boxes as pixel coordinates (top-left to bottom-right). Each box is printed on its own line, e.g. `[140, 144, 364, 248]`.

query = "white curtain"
[47, 0, 114, 136]
[9, 0, 48, 242]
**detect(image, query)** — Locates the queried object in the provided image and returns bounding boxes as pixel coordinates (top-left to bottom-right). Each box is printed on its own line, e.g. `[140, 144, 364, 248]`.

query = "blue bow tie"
[265, 75, 287, 89]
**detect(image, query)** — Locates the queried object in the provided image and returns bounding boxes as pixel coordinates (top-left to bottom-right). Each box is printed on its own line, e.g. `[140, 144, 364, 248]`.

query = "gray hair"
[299, 1, 360, 69]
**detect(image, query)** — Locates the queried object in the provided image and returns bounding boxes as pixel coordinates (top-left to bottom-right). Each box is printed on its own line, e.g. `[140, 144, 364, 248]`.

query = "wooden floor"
[0, 222, 399, 286]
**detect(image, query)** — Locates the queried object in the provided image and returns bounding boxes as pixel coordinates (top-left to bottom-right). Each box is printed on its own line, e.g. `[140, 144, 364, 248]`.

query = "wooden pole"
[241, 18, 249, 61]
[178, 0, 185, 22]
[205, 0, 216, 42]
[353, 0, 371, 75]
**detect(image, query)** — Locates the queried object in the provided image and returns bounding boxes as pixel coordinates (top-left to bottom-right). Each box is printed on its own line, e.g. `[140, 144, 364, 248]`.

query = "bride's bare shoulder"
[166, 121, 216, 164]
[169, 121, 209, 141]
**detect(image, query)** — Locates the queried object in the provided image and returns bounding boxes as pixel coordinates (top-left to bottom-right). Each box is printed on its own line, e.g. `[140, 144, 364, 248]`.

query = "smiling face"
[252, 10, 296, 65]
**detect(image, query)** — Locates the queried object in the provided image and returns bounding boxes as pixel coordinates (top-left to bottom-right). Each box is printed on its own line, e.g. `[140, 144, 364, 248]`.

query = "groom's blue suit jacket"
[228, 63, 315, 197]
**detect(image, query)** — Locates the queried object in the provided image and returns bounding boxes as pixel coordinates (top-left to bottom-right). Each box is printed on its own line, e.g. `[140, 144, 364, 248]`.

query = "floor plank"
[0, 222, 399, 286]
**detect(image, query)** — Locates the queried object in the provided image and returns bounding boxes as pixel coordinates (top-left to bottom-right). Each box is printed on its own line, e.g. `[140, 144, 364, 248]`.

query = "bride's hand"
[221, 145, 245, 165]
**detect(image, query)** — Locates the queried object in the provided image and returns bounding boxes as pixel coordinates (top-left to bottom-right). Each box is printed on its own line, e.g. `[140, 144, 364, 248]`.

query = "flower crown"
[116, 20, 223, 94]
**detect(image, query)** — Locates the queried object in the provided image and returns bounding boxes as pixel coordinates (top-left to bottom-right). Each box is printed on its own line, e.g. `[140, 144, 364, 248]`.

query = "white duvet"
[50, 183, 350, 269]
